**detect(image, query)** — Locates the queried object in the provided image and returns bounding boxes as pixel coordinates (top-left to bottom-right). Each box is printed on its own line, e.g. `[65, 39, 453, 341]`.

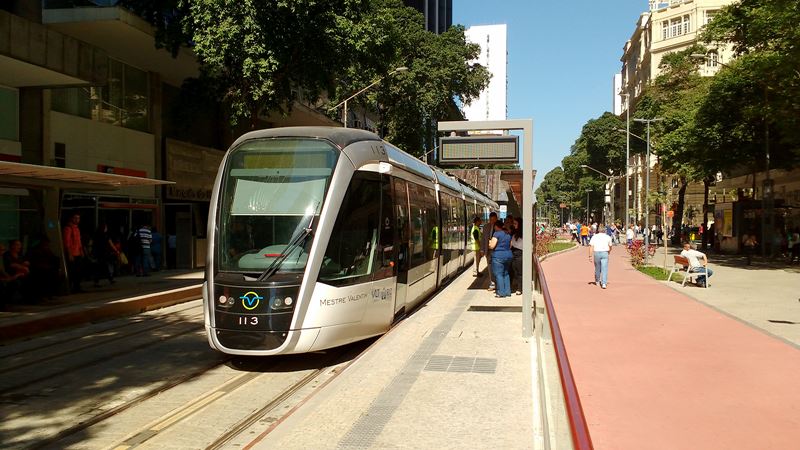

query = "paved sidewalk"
[0, 270, 203, 342]
[250, 269, 535, 449]
[650, 245, 800, 346]
[542, 246, 800, 449]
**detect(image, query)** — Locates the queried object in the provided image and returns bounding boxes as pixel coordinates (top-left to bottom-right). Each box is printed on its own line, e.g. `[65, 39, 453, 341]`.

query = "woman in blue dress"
[489, 220, 513, 298]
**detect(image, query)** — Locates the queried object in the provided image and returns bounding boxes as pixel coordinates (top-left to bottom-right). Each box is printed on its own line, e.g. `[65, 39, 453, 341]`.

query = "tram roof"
[230, 127, 381, 150]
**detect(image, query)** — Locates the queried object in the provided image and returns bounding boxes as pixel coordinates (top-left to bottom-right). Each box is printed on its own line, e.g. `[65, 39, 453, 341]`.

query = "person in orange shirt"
[63, 213, 85, 293]
[580, 223, 590, 246]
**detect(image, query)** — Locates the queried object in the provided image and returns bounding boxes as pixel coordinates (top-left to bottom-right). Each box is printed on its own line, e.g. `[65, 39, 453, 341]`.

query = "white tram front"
[204, 127, 496, 355]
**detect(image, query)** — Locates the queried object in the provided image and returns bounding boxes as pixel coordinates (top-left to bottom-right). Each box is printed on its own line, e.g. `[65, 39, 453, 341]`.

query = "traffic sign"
[667, 210, 674, 218]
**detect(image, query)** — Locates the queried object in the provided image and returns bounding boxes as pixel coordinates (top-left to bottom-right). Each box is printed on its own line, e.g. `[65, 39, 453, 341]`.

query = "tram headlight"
[270, 296, 294, 311]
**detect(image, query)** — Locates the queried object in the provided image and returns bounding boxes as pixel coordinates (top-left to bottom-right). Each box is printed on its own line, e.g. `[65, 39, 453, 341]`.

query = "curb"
[0, 284, 202, 343]
[539, 242, 580, 263]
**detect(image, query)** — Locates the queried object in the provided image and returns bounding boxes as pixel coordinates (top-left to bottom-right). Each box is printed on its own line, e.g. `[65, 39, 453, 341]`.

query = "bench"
[669, 255, 710, 288]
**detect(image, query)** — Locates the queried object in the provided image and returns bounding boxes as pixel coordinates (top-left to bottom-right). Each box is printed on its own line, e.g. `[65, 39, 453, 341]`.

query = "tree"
[702, 0, 800, 167]
[180, 0, 370, 127]
[632, 46, 717, 243]
[535, 112, 628, 225]
[332, 0, 489, 154]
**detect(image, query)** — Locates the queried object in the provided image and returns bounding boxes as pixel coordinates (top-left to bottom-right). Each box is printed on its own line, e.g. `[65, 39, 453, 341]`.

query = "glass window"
[51, 87, 91, 119]
[217, 138, 339, 273]
[408, 183, 427, 267]
[421, 185, 438, 262]
[0, 87, 18, 141]
[50, 59, 149, 132]
[318, 172, 382, 286]
[123, 63, 149, 131]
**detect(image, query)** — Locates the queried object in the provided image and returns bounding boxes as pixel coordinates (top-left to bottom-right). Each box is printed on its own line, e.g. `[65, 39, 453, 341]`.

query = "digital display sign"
[439, 135, 519, 165]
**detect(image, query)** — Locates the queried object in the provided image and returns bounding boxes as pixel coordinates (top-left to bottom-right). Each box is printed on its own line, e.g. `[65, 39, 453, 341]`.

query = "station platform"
[248, 268, 536, 449]
[542, 245, 800, 449]
[0, 270, 203, 342]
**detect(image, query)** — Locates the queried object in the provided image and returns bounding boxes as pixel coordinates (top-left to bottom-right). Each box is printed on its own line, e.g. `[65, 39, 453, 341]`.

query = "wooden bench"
[669, 255, 710, 288]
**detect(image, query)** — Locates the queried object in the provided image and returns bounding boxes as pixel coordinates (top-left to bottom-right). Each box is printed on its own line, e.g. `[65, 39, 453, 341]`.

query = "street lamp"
[328, 66, 408, 128]
[586, 190, 592, 224]
[620, 90, 631, 231]
[691, 52, 773, 257]
[633, 117, 663, 264]
[580, 164, 618, 225]
[614, 128, 647, 227]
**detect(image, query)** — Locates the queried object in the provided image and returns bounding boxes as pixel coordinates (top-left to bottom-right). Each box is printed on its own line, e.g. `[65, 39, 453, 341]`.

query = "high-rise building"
[403, 0, 452, 34]
[463, 24, 508, 122]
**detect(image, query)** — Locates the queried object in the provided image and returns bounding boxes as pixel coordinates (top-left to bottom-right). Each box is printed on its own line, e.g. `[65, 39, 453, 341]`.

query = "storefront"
[0, 161, 171, 287]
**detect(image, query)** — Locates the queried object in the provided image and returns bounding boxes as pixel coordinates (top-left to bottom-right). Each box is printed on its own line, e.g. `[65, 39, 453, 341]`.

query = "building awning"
[0, 161, 173, 191]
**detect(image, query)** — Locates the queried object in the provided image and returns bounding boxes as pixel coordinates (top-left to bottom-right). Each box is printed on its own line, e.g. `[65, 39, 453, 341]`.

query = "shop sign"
[97, 165, 147, 178]
[166, 140, 224, 201]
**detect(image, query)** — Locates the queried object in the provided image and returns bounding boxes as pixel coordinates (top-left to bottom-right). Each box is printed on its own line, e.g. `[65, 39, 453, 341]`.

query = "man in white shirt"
[588, 226, 613, 289]
[680, 242, 713, 287]
[625, 225, 635, 248]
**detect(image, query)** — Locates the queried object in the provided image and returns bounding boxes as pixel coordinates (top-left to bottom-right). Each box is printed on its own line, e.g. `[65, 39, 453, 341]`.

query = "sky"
[452, 1, 647, 189]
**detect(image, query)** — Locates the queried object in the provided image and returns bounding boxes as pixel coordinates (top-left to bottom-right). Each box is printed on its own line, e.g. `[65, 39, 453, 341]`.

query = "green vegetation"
[547, 242, 575, 253]
[125, 0, 489, 155]
[535, 112, 627, 225]
[536, 1, 800, 230]
[637, 266, 684, 283]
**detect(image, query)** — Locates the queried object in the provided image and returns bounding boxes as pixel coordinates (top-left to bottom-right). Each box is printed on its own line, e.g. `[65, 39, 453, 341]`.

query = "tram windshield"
[217, 138, 339, 273]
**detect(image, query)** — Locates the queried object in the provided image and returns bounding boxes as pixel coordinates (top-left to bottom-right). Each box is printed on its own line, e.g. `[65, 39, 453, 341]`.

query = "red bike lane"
[541, 245, 800, 450]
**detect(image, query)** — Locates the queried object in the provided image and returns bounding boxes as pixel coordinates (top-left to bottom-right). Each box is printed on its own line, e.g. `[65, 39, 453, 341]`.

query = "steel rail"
[534, 256, 594, 450]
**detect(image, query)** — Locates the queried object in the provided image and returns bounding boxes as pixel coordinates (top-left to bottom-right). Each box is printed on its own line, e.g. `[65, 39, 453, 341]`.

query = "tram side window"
[408, 184, 426, 267]
[318, 173, 381, 286]
[422, 186, 438, 262]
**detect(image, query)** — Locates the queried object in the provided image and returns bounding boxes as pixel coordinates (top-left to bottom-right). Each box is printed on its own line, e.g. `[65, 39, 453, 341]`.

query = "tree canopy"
[701, 0, 800, 169]
[124, 0, 489, 154]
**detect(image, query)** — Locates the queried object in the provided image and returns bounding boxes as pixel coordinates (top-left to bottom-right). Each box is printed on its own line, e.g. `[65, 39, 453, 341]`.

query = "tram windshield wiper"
[257, 203, 318, 282]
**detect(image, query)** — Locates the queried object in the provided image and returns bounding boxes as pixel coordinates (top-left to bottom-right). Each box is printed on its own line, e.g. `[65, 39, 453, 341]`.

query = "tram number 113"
[238, 316, 258, 326]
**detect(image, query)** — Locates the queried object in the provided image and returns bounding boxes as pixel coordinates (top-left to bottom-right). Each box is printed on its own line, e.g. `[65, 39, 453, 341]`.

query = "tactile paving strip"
[337, 296, 471, 449]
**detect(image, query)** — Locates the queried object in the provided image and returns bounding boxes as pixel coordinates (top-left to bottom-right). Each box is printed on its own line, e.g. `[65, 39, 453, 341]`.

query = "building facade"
[616, 0, 735, 231]
[403, 0, 452, 34]
[0, 2, 337, 274]
[463, 24, 508, 122]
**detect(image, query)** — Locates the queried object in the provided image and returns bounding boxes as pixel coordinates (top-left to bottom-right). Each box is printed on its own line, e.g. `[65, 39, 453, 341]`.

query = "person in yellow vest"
[429, 224, 439, 259]
[470, 216, 483, 276]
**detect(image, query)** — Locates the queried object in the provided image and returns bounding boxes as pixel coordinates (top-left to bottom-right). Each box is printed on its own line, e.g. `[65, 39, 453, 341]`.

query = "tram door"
[392, 178, 410, 318]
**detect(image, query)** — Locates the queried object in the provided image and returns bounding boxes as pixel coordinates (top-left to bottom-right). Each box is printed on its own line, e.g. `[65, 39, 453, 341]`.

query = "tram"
[204, 127, 496, 355]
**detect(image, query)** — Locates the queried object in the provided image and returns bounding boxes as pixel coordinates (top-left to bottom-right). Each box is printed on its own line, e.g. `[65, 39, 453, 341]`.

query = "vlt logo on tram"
[239, 292, 264, 310]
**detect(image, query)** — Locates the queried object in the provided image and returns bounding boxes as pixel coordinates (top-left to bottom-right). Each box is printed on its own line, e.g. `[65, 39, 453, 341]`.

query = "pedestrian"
[505, 214, 514, 232]
[570, 221, 579, 243]
[743, 232, 758, 265]
[580, 222, 589, 246]
[151, 226, 163, 271]
[481, 212, 498, 290]
[588, 224, 613, 289]
[470, 216, 482, 276]
[788, 227, 800, 265]
[92, 223, 118, 286]
[167, 232, 177, 269]
[0, 242, 26, 308]
[137, 224, 153, 276]
[626, 224, 635, 248]
[63, 212, 85, 293]
[488, 219, 513, 298]
[680, 242, 713, 287]
[510, 218, 523, 295]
